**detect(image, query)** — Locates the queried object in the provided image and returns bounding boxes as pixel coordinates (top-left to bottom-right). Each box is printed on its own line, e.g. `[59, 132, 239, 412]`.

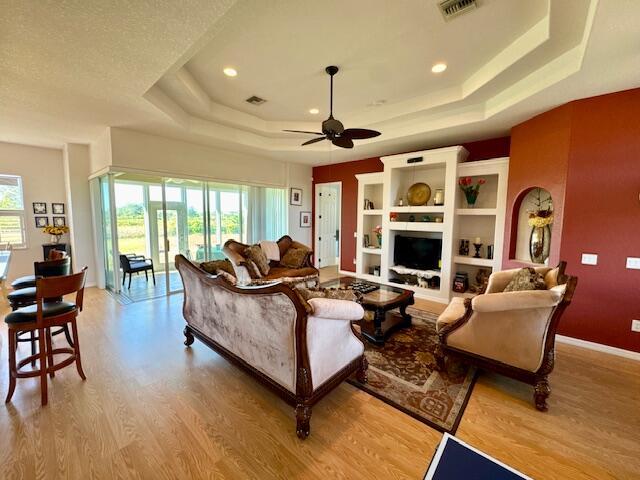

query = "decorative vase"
[376, 234, 382, 247]
[464, 190, 478, 208]
[529, 225, 551, 264]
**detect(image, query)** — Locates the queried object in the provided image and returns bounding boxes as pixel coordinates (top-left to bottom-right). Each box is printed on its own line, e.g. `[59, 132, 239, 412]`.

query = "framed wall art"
[290, 188, 302, 206]
[299, 211, 312, 228]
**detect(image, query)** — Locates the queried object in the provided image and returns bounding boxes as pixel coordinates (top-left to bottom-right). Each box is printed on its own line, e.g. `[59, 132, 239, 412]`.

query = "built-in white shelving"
[355, 149, 509, 303]
[453, 255, 495, 267]
[455, 208, 497, 216]
[389, 206, 445, 214]
[388, 222, 446, 233]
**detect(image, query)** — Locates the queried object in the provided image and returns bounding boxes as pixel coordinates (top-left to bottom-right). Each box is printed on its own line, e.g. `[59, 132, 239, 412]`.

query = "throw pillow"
[242, 259, 263, 279]
[281, 247, 309, 268]
[504, 267, 547, 292]
[297, 287, 361, 303]
[200, 259, 235, 276]
[244, 245, 270, 276]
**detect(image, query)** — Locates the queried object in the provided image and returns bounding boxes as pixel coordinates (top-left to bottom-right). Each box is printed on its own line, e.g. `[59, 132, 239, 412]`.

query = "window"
[0, 175, 26, 248]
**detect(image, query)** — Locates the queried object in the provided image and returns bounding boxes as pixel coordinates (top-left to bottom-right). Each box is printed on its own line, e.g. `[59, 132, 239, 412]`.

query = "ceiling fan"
[283, 66, 381, 149]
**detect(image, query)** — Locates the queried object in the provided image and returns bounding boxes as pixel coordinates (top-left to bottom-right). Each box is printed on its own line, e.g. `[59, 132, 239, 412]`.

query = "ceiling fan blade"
[332, 136, 354, 149]
[302, 136, 327, 146]
[341, 128, 381, 140]
[283, 129, 324, 135]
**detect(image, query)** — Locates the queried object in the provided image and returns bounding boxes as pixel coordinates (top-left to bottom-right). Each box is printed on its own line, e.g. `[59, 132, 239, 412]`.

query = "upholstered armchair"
[435, 262, 577, 411]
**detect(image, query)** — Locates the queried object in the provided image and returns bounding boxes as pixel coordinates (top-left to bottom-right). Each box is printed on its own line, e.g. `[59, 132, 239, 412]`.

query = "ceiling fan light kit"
[283, 65, 381, 149]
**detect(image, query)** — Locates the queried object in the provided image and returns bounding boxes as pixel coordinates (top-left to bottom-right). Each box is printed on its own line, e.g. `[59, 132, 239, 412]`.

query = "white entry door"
[315, 183, 341, 268]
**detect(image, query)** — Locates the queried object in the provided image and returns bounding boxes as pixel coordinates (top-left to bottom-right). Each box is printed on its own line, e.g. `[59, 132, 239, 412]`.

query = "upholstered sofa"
[222, 235, 319, 287]
[175, 254, 367, 439]
[435, 262, 577, 411]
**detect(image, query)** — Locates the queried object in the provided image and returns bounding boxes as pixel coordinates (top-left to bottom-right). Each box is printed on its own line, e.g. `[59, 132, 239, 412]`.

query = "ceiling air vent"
[439, 0, 477, 20]
[245, 95, 267, 106]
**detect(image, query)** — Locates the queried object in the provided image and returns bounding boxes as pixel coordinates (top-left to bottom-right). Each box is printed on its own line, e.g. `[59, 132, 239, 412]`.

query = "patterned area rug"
[348, 307, 476, 433]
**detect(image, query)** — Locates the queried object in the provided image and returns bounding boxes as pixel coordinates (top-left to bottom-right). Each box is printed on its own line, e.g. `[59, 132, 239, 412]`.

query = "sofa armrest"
[472, 289, 564, 313]
[307, 298, 364, 321]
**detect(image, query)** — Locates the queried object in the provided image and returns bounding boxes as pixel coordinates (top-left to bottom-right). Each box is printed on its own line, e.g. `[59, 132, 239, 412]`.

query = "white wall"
[287, 162, 313, 246]
[107, 128, 288, 187]
[92, 127, 314, 247]
[63, 144, 97, 285]
[0, 142, 68, 282]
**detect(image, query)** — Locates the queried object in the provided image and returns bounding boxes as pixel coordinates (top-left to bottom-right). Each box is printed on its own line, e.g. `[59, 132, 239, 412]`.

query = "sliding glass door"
[97, 173, 286, 301]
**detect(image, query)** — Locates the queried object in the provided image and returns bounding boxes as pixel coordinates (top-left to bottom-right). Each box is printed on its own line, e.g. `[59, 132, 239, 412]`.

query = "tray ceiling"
[2, 0, 639, 165]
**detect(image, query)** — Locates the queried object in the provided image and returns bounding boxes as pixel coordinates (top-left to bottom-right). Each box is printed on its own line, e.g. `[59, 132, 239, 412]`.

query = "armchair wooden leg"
[534, 376, 551, 412]
[70, 319, 86, 381]
[128, 273, 132, 289]
[295, 404, 312, 440]
[38, 327, 48, 406]
[433, 343, 446, 372]
[5, 329, 17, 403]
[356, 356, 368, 384]
[145, 270, 148, 281]
[151, 267, 156, 285]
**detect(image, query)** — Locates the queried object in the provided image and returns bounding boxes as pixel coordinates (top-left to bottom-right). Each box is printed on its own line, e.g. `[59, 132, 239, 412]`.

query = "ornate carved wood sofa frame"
[175, 254, 367, 439]
[435, 262, 578, 411]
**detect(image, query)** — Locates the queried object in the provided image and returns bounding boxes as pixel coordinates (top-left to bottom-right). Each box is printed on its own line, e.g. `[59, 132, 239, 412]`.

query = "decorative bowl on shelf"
[407, 182, 431, 206]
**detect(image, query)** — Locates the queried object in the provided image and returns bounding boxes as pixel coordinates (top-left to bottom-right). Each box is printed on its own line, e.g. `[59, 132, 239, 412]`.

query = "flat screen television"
[394, 236, 442, 270]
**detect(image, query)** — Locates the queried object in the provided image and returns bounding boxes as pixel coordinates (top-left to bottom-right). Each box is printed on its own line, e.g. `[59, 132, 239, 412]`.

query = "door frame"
[314, 181, 342, 270]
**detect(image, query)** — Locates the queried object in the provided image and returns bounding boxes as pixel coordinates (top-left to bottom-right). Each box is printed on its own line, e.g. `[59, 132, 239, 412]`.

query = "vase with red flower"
[458, 177, 486, 208]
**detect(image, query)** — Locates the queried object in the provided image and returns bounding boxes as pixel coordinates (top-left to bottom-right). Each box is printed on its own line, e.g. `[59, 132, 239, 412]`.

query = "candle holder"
[473, 243, 483, 258]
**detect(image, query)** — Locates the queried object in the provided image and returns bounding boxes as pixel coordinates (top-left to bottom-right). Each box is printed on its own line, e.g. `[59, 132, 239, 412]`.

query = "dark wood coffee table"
[320, 277, 415, 345]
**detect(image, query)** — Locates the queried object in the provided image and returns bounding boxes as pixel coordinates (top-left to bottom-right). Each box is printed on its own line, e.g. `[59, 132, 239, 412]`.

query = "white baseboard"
[556, 334, 640, 361]
[338, 269, 355, 276]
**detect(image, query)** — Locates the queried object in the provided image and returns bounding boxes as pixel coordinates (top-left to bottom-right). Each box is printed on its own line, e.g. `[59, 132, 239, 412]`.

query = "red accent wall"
[559, 89, 640, 352]
[505, 88, 640, 353]
[312, 157, 383, 272]
[312, 136, 510, 272]
[502, 104, 573, 269]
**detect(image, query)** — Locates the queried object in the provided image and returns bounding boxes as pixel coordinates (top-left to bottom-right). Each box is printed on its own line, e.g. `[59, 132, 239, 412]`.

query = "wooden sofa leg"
[356, 356, 368, 384]
[534, 376, 551, 412]
[295, 404, 312, 440]
[183, 326, 195, 347]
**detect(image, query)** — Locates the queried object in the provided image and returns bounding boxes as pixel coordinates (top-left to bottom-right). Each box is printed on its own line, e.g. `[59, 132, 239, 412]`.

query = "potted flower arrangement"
[527, 188, 553, 264]
[43, 225, 69, 244]
[373, 225, 382, 247]
[458, 177, 486, 207]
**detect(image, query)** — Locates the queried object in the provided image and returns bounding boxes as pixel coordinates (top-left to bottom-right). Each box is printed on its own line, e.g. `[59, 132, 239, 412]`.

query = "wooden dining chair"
[4, 267, 88, 406]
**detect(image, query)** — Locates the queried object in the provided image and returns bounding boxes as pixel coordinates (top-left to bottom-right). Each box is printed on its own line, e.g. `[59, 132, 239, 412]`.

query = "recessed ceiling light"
[309, 108, 319, 114]
[223, 67, 238, 77]
[431, 63, 447, 73]
[369, 99, 387, 107]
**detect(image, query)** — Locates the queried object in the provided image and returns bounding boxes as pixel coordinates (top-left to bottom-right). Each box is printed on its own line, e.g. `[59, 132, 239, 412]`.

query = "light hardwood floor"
[1, 288, 639, 479]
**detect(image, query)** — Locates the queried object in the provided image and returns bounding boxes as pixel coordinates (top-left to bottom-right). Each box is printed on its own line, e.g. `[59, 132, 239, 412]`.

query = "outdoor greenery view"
[114, 182, 243, 264]
[0, 175, 25, 245]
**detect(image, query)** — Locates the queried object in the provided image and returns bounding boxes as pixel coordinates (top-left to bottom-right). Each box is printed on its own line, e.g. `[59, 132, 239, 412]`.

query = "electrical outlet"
[632, 320, 640, 332]
[626, 257, 640, 270]
[353, 231, 357, 238]
[353, 258, 356, 265]
[581, 253, 598, 265]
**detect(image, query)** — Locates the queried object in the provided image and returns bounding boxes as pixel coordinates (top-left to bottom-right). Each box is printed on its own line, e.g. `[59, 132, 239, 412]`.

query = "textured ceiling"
[1, 0, 640, 166]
